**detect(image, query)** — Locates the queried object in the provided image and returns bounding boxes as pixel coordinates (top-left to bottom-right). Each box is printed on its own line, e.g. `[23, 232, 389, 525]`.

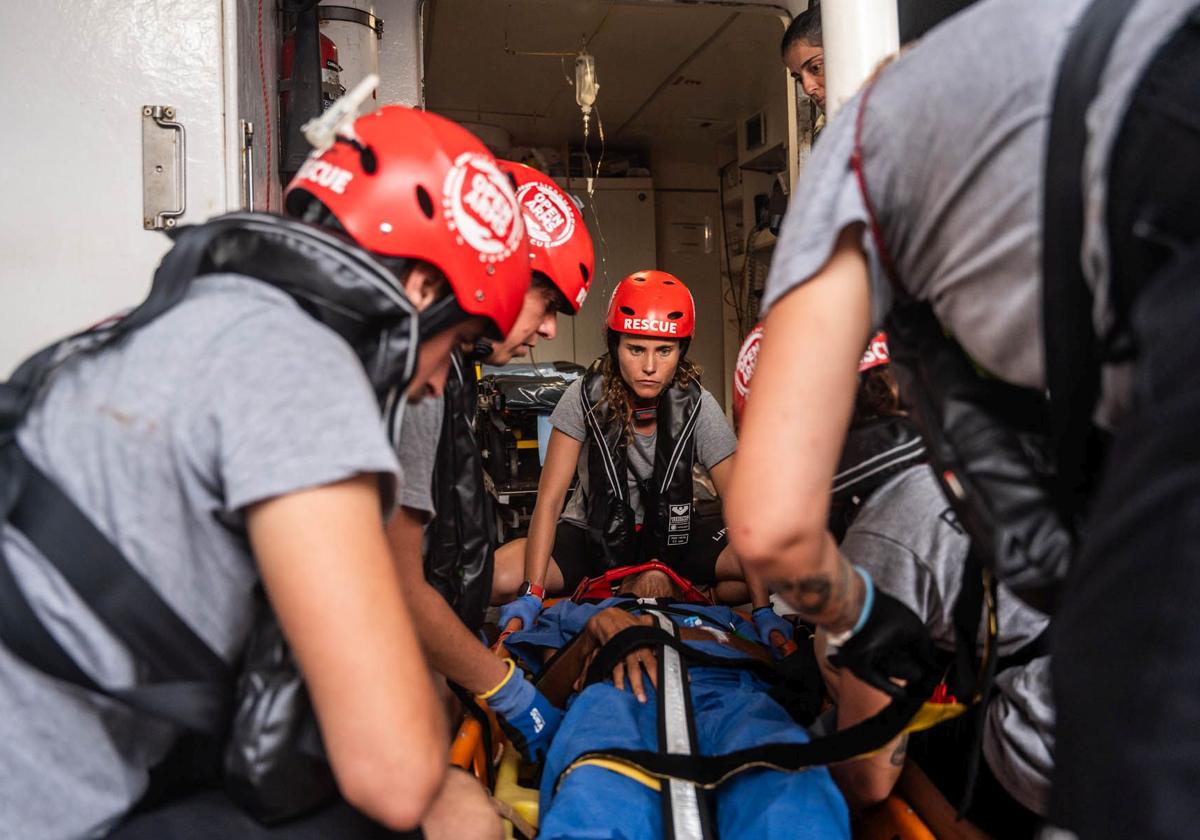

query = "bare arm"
[524, 428, 584, 589]
[816, 630, 907, 808]
[386, 505, 509, 694]
[726, 225, 872, 631]
[247, 475, 446, 831]
[708, 456, 769, 609]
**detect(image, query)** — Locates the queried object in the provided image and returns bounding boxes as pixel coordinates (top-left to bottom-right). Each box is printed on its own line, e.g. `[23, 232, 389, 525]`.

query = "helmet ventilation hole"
[663, 280, 676, 285]
[667, 311, 683, 320]
[619, 306, 635, 316]
[580, 263, 590, 283]
[416, 186, 435, 219]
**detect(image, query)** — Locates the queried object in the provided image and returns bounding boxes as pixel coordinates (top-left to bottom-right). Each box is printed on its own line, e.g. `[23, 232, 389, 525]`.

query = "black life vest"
[580, 357, 703, 570]
[426, 349, 495, 632]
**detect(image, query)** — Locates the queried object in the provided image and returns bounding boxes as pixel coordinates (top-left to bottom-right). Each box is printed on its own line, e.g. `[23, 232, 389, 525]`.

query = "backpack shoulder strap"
[1042, 0, 1135, 517]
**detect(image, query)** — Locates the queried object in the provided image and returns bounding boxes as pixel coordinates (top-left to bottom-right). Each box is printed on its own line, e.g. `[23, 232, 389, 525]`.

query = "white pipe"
[820, 0, 899, 119]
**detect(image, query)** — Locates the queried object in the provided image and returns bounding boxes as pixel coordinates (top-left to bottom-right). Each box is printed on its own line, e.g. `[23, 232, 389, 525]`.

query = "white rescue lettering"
[297, 158, 354, 195]
[622, 317, 679, 334]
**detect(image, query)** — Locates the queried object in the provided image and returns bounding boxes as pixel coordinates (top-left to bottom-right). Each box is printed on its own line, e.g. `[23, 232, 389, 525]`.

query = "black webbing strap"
[612, 599, 737, 632]
[583, 625, 775, 689]
[0, 447, 229, 731]
[1042, 0, 1135, 520]
[563, 624, 931, 793]
[558, 691, 927, 793]
[948, 550, 1000, 816]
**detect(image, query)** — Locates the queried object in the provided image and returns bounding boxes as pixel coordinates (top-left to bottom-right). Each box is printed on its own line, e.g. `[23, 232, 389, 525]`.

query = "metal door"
[0, 1, 235, 375]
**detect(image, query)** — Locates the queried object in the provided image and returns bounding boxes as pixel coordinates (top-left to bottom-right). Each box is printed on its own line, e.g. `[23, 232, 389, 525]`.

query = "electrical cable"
[257, 0, 273, 210]
[581, 104, 613, 306]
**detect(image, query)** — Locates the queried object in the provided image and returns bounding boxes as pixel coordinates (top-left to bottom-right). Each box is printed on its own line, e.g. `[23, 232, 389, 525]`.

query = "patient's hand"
[578, 609, 658, 703]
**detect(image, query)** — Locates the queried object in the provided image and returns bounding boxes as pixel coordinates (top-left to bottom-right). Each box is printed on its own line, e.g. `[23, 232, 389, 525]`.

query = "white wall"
[0, 1, 239, 376]
[376, 0, 424, 107]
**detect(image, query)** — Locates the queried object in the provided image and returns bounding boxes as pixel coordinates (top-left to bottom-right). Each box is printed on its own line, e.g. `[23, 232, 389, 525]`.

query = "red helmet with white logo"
[732, 323, 764, 428]
[606, 271, 695, 340]
[732, 328, 890, 428]
[498, 160, 594, 314]
[284, 105, 530, 337]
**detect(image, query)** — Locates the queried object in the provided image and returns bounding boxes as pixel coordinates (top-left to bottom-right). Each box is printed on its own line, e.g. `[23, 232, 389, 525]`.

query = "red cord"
[257, 0, 273, 211]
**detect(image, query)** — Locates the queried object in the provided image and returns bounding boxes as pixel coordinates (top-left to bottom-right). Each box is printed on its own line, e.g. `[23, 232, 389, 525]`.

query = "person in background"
[781, 3, 826, 114]
[492, 271, 782, 647]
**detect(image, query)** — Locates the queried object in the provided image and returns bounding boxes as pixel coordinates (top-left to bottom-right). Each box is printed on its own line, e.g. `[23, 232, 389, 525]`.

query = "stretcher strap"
[583, 625, 774, 690]
[650, 611, 714, 840]
[558, 625, 955, 795]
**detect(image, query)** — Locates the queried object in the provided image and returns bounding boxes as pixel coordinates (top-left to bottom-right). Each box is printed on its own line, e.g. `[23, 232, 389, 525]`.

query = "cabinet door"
[656, 190, 726, 411]
[0, 1, 231, 375]
[526, 179, 658, 369]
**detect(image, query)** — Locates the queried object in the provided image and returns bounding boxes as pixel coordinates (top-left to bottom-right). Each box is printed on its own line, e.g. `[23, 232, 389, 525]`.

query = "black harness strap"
[1042, 0, 1135, 521]
[563, 623, 933, 794]
[583, 625, 775, 689]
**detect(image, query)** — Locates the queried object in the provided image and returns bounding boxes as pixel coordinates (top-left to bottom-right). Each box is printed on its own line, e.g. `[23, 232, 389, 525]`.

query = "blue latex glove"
[484, 664, 563, 763]
[753, 605, 795, 650]
[498, 594, 542, 632]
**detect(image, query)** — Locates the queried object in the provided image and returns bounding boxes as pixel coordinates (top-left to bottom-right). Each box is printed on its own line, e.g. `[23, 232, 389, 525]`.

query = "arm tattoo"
[779, 554, 855, 626]
[889, 734, 909, 767]
[781, 575, 833, 613]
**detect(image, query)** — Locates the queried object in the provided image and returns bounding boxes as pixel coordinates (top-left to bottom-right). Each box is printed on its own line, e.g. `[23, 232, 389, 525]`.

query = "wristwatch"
[517, 581, 546, 600]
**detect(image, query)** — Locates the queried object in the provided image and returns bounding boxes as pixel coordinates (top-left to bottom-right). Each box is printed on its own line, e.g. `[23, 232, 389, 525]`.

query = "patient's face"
[624, 570, 683, 599]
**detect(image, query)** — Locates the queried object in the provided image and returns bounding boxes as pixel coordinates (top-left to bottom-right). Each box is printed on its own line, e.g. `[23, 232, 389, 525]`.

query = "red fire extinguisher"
[280, 31, 345, 125]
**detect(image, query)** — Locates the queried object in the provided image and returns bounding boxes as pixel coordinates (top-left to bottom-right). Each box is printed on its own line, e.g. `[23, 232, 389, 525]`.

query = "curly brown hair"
[853, 366, 903, 425]
[598, 350, 702, 444]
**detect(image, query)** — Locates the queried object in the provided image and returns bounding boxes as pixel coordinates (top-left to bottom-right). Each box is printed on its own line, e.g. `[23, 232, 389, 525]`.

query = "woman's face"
[616, 333, 681, 401]
[783, 39, 825, 112]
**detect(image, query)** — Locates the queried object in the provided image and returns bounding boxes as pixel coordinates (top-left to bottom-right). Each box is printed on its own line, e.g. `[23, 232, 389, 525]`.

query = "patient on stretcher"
[503, 568, 850, 840]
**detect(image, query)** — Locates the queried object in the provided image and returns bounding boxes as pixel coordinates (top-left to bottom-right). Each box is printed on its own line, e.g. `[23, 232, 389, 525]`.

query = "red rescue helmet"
[498, 160, 594, 313]
[731, 323, 764, 428]
[284, 105, 530, 337]
[858, 332, 890, 372]
[606, 270, 696, 341]
[732, 327, 890, 428]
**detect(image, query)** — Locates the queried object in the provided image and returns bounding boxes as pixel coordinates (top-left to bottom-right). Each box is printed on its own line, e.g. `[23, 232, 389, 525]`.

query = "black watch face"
[518, 582, 532, 597]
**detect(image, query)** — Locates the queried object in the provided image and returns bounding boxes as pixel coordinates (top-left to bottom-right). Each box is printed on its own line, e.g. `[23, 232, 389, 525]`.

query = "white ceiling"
[424, 0, 789, 149]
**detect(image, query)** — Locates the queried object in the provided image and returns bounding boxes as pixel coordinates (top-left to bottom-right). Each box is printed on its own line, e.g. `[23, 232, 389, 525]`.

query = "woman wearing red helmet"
[0, 104, 525, 839]
[492, 270, 770, 636]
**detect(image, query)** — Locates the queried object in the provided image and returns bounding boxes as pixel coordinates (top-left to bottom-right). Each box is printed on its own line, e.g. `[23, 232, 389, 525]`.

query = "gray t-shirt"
[550, 378, 736, 528]
[395, 394, 444, 516]
[763, 0, 1194, 424]
[842, 465, 1053, 815]
[1, 274, 401, 839]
